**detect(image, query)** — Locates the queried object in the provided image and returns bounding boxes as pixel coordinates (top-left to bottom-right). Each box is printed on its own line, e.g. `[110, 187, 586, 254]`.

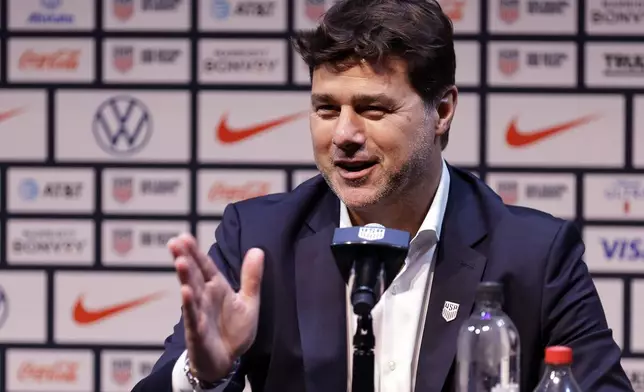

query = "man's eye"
[365, 106, 385, 112]
[315, 105, 338, 114]
[361, 106, 389, 117]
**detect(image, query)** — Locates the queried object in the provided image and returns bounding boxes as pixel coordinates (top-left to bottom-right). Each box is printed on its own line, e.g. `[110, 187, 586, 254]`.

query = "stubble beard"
[320, 130, 435, 211]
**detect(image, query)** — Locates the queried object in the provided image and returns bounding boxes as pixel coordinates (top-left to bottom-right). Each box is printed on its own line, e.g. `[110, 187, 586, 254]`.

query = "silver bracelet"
[183, 355, 240, 390]
[183, 357, 221, 390]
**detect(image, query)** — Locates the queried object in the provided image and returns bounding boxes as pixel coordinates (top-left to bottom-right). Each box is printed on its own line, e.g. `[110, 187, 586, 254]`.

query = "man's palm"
[170, 235, 264, 383]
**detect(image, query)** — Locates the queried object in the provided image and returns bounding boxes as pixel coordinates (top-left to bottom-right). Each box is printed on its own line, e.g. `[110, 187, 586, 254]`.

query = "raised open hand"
[169, 233, 264, 383]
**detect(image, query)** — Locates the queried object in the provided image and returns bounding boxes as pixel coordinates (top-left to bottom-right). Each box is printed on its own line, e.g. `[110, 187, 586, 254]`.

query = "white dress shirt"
[344, 159, 450, 392]
[173, 160, 450, 392]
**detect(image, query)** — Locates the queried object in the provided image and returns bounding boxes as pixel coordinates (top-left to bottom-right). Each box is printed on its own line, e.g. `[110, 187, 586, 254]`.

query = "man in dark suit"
[132, 0, 634, 391]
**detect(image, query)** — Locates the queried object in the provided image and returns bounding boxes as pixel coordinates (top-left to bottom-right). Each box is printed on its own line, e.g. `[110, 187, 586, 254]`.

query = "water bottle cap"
[475, 281, 503, 304]
[545, 346, 573, 365]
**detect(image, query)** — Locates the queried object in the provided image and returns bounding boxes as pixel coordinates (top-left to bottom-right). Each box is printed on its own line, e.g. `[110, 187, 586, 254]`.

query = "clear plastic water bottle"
[456, 281, 520, 392]
[533, 346, 582, 392]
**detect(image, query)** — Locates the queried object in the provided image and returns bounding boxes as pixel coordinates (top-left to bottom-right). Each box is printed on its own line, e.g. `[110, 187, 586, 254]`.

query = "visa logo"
[601, 238, 644, 260]
[604, 180, 644, 200]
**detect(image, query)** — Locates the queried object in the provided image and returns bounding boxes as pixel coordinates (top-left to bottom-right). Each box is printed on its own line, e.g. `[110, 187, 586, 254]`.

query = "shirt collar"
[339, 158, 451, 246]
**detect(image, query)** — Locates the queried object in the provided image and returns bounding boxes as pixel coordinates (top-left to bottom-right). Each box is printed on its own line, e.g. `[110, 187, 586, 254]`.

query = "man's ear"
[435, 86, 458, 139]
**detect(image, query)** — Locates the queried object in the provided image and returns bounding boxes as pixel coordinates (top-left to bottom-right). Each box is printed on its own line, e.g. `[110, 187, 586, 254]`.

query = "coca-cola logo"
[208, 181, 271, 202]
[441, 0, 466, 21]
[17, 361, 79, 383]
[18, 49, 80, 70]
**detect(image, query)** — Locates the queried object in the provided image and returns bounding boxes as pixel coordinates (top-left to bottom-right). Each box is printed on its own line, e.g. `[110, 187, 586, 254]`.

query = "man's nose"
[332, 107, 366, 151]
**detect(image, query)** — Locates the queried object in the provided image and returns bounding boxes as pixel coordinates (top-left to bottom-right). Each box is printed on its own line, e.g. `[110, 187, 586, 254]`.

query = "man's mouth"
[336, 161, 377, 171]
[334, 160, 378, 180]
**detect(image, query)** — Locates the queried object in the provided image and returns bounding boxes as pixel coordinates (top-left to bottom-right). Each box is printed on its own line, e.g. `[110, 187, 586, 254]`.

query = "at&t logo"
[212, 0, 231, 19]
[19, 178, 40, 201]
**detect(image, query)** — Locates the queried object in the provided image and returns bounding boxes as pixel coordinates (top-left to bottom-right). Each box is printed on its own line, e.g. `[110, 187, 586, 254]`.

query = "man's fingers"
[170, 234, 220, 287]
[181, 285, 200, 336]
[172, 236, 206, 300]
[175, 256, 205, 303]
[167, 237, 186, 259]
[179, 233, 218, 282]
[239, 248, 265, 301]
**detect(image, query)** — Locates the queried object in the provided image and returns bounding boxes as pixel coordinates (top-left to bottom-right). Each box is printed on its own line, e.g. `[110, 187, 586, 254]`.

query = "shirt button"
[388, 361, 396, 371]
[391, 285, 398, 295]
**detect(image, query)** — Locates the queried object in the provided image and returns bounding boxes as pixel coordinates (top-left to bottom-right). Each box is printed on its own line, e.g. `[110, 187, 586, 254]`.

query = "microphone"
[330, 223, 411, 315]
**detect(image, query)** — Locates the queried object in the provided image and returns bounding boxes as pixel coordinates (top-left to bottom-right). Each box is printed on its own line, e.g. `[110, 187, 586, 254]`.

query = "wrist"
[184, 358, 221, 389]
[184, 355, 239, 388]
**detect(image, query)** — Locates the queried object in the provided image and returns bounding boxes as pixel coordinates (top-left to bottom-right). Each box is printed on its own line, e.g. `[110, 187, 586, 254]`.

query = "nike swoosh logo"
[505, 114, 600, 147]
[73, 291, 165, 325]
[216, 111, 308, 144]
[0, 108, 24, 124]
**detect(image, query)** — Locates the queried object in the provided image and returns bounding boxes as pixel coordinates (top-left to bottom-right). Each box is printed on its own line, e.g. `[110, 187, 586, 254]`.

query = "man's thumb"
[240, 248, 265, 300]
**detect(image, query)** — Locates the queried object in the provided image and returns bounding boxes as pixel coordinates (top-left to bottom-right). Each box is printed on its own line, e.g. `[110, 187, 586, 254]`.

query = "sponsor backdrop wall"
[0, 0, 643, 391]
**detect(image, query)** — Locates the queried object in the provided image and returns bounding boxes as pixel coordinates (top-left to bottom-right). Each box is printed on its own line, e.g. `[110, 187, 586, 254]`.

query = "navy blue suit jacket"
[132, 165, 633, 392]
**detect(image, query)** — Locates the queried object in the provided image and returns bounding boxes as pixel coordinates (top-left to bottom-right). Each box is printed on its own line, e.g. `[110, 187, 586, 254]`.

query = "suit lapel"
[414, 168, 489, 392]
[294, 190, 348, 392]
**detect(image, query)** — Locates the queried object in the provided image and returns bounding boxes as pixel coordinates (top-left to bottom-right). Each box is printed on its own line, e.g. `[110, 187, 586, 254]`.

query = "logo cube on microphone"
[330, 225, 411, 315]
[357, 227, 385, 241]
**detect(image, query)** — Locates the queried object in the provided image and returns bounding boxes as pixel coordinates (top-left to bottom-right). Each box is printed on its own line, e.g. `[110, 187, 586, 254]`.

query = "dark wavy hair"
[291, 0, 456, 149]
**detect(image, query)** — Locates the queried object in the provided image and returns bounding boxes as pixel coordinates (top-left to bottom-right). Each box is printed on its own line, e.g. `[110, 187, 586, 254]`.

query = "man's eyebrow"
[311, 93, 334, 106]
[310, 93, 397, 107]
[351, 94, 398, 107]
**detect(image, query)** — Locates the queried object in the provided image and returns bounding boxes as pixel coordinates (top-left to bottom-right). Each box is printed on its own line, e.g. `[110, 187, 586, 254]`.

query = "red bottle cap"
[545, 346, 573, 365]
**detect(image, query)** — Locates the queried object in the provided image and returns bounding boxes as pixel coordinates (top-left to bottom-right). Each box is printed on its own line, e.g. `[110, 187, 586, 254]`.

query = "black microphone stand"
[350, 253, 380, 392]
[351, 312, 375, 392]
[330, 225, 410, 392]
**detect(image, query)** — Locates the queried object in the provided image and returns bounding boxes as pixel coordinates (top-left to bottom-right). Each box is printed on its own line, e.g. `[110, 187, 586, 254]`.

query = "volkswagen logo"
[93, 96, 153, 156]
[41, 0, 62, 9]
[0, 286, 9, 329]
